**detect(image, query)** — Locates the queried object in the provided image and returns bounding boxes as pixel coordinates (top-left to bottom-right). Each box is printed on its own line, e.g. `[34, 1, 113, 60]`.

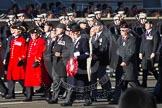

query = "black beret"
[120, 23, 129, 28]
[145, 20, 153, 24]
[56, 23, 66, 30]
[94, 21, 103, 26]
[44, 21, 53, 27]
[28, 26, 43, 33]
[71, 24, 81, 32]
[10, 22, 26, 32]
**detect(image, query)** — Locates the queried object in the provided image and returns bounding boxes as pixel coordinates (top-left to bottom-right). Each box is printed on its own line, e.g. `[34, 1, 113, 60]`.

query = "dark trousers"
[142, 60, 159, 86]
[25, 87, 34, 99]
[51, 76, 66, 101]
[142, 68, 158, 86]
[0, 78, 8, 94]
[154, 57, 162, 101]
[90, 65, 111, 99]
[65, 74, 91, 104]
[112, 64, 123, 102]
[113, 79, 139, 103]
[8, 80, 24, 96]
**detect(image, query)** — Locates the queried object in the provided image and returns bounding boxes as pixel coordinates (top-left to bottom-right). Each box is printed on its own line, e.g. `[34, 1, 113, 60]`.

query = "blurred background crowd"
[0, 1, 161, 19]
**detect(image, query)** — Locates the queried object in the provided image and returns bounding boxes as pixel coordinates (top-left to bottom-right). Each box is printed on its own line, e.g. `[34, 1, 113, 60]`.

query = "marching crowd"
[0, 7, 162, 107]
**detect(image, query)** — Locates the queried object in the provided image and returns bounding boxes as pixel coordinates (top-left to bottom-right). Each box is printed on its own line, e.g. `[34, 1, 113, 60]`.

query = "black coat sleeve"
[152, 32, 160, 53]
[77, 39, 90, 60]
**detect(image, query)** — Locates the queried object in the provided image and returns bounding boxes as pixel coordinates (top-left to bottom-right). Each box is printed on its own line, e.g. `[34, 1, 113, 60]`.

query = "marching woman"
[24, 27, 51, 101]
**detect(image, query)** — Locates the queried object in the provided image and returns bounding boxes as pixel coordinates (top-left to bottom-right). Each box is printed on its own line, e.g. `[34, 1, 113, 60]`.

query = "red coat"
[7, 36, 26, 80]
[24, 37, 51, 87]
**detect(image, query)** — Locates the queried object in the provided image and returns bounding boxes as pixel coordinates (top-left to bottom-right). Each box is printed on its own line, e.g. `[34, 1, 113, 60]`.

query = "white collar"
[46, 32, 50, 36]
[147, 29, 152, 33]
[14, 35, 19, 39]
[74, 36, 81, 45]
[58, 34, 63, 38]
[96, 31, 102, 36]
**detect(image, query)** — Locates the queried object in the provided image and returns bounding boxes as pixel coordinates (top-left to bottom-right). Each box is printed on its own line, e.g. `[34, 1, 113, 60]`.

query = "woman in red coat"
[24, 27, 51, 101]
[6, 25, 27, 99]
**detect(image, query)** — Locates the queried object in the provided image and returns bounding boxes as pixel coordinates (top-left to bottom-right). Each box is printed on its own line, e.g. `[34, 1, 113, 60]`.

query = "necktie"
[95, 34, 99, 41]
[73, 39, 76, 47]
[57, 37, 62, 42]
[145, 31, 149, 38]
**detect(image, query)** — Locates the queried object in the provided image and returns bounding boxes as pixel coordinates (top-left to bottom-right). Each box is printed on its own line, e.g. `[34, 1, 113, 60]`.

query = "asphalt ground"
[0, 74, 162, 108]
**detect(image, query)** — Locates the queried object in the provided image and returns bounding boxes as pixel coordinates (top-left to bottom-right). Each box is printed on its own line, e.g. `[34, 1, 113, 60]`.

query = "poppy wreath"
[66, 57, 78, 77]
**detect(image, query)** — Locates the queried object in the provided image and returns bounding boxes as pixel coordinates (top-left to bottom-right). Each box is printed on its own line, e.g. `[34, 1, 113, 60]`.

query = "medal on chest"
[14, 41, 22, 46]
[47, 40, 50, 46]
[34, 42, 36, 46]
[123, 41, 126, 46]
[146, 35, 153, 40]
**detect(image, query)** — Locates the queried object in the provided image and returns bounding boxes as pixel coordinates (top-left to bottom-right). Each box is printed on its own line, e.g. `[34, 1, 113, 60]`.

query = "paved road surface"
[0, 75, 162, 108]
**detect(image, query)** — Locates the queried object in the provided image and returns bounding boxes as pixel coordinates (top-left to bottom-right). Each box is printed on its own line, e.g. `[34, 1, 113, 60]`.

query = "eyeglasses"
[72, 31, 79, 34]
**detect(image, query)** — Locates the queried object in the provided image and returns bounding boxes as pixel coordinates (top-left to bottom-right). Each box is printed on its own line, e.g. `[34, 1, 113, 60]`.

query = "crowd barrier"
[0, 17, 162, 26]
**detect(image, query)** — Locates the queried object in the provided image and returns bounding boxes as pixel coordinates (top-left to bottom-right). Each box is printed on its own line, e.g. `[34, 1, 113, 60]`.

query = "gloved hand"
[32, 61, 40, 68]
[17, 59, 24, 66]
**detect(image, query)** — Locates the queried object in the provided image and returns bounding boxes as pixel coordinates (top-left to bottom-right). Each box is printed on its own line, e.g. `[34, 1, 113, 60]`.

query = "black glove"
[17, 59, 24, 66]
[32, 61, 40, 68]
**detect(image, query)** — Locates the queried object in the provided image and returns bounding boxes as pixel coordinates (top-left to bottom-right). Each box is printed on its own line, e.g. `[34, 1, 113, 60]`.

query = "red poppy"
[124, 36, 129, 40]
[66, 57, 78, 76]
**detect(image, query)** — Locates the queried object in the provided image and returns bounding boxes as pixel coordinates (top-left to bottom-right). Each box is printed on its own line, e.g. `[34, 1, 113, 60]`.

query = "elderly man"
[90, 21, 111, 102]
[5, 23, 27, 99]
[110, 23, 138, 104]
[61, 23, 91, 106]
[24, 27, 51, 102]
[48, 23, 72, 104]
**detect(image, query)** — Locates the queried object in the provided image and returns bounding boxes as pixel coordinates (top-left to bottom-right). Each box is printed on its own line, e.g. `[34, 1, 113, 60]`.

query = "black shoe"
[5, 95, 15, 99]
[1, 92, 7, 98]
[23, 98, 32, 102]
[141, 83, 147, 88]
[91, 98, 97, 102]
[84, 99, 92, 106]
[35, 87, 44, 93]
[84, 102, 92, 106]
[60, 102, 72, 106]
[46, 97, 51, 102]
[109, 100, 118, 105]
[47, 99, 58, 104]
[107, 93, 113, 101]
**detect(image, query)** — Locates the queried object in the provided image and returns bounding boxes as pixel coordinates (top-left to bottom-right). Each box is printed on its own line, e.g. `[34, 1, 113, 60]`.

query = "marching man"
[24, 27, 51, 101]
